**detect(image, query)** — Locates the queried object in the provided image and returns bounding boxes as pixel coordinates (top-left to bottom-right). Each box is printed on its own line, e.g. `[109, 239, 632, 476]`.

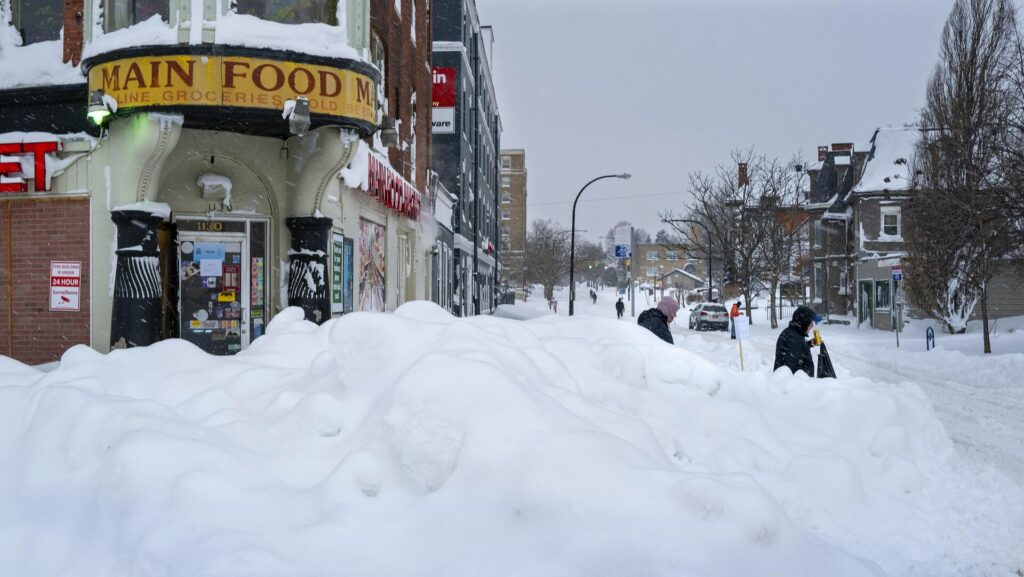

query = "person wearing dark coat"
[638, 296, 680, 344]
[615, 297, 625, 319]
[773, 306, 819, 377]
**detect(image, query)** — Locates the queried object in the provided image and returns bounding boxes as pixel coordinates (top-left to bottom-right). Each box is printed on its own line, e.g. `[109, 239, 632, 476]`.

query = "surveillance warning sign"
[49, 261, 81, 311]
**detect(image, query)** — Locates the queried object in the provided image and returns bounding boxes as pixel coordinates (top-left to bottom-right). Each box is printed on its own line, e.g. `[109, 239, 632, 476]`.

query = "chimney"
[817, 146, 828, 161]
[738, 163, 749, 187]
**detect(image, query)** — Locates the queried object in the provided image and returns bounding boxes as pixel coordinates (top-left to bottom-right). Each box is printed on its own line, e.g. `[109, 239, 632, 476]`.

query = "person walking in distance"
[638, 296, 680, 344]
[730, 300, 743, 340]
[615, 297, 625, 319]
[773, 306, 820, 377]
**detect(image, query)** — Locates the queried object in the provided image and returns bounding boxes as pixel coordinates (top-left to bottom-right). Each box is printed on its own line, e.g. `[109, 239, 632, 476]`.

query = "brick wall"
[371, 0, 433, 189]
[62, 0, 84, 65]
[0, 199, 91, 365]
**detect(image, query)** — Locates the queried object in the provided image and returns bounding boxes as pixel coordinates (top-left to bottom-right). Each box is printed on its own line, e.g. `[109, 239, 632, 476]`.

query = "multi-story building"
[499, 149, 527, 297]
[805, 142, 871, 318]
[808, 128, 1024, 329]
[635, 243, 707, 293]
[431, 0, 501, 316]
[0, 0, 434, 363]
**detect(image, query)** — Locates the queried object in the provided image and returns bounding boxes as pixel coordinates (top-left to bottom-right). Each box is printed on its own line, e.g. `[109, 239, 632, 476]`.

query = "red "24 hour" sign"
[0, 140, 59, 192]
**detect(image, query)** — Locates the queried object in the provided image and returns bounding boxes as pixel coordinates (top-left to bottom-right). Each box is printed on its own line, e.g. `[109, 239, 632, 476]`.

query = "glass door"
[859, 281, 873, 327]
[178, 232, 249, 355]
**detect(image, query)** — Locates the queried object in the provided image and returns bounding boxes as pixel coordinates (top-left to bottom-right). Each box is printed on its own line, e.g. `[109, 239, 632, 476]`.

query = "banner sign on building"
[614, 225, 632, 258]
[431, 67, 456, 134]
[87, 54, 377, 126]
[367, 153, 422, 219]
[49, 261, 81, 311]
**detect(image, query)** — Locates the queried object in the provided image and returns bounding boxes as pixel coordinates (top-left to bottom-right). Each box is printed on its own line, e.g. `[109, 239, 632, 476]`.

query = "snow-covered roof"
[659, 268, 704, 283]
[853, 127, 920, 193]
[82, 12, 362, 63]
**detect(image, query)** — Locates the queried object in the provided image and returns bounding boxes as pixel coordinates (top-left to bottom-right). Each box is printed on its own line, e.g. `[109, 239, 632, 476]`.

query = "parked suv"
[688, 303, 729, 331]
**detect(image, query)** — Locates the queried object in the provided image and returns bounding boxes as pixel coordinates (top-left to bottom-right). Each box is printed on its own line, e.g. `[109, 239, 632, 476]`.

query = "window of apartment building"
[647, 266, 659, 277]
[11, 0, 63, 44]
[235, 0, 337, 25]
[875, 280, 891, 310]
[683, 263, 696, 274]
[369, 30, 387, 106]
[880, 206, 901, 238]
[501, 176, 511, 188]
[646, 250, 659, 260]
[104, 0, 169, 31]
[501, 193, 511, 204]
[813, 264, 823, 301]
[665, 251, 678, 261]
[501, 157, 511, 169]
[501, 210, 510, 221]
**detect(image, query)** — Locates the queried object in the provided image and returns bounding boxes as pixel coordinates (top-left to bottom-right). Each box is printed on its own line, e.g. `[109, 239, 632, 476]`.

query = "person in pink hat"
[638, 296, 679, 344]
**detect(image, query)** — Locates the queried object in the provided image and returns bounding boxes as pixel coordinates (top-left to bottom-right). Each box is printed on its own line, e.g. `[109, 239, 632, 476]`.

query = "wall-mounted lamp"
[88, 89, 113, 125]
[379, 116, 399, 148]
[287, 96, 311, 136]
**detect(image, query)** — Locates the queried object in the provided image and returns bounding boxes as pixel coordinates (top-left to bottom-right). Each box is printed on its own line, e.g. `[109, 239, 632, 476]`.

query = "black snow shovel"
[816, 341, 837, 379]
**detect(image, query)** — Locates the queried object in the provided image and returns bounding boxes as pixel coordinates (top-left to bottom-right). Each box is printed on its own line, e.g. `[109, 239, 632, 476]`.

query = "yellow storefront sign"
[87, 55, 376, 124]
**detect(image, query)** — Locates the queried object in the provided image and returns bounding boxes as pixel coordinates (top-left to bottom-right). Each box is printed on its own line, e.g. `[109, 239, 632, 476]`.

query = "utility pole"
[630, 226, 636, 318]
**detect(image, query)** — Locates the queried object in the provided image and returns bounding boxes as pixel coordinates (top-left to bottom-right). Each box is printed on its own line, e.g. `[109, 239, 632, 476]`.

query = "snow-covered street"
[524, 286, 1024, 487]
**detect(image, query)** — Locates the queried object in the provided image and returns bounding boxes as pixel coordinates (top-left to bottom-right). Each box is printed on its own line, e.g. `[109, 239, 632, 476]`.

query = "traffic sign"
[892, 264, 903, 281]
[615, 245, 630, 258]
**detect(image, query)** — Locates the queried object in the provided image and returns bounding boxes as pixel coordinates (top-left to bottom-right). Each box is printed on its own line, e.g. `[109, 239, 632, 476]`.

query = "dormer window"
[236, 0, 337, 25]
[104, 0, 169, 31]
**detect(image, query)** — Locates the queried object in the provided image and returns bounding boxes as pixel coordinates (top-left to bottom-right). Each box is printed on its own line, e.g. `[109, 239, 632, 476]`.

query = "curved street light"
[569, 173, 631, 316]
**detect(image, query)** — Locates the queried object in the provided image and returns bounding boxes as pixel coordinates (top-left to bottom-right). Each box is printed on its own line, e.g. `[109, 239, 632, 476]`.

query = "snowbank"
[1, 303, 1021, 576]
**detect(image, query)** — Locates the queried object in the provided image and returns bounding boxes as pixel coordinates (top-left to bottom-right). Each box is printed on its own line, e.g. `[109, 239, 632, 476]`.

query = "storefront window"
[12, 0, 63, 44]
[236, 0, 337, 25]
[104, 0, 169, 31]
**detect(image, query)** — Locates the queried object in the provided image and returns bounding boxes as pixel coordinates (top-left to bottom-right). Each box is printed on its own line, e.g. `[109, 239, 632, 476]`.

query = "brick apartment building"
[499, 149, 527, 295]
[1, 0, 434, 364]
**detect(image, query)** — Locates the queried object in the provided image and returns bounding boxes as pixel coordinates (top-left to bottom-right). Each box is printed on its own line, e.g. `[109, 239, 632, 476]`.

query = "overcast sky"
[476, 0, 956, 244]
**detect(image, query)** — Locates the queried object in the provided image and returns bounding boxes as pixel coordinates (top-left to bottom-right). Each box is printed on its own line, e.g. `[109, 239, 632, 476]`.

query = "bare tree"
[523, 219, 570, 303]
[754, 158, 805, 328]
[907, 0, 1020, 352]
[662, 149, 782, 321]
[574, 239, 606, 287]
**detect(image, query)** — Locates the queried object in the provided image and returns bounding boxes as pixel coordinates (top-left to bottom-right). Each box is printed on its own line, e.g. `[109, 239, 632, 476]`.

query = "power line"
[527, 191, 688, 207]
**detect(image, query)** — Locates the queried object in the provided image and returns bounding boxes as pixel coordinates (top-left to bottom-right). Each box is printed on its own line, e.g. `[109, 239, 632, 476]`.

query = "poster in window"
[332, 231, 345, 314]
[359, 218, 386, 312]
[343, 238, 354, 313]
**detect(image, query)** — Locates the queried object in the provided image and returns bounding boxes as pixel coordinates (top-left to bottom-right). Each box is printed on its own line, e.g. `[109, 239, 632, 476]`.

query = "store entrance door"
[178, 230, 248, 354]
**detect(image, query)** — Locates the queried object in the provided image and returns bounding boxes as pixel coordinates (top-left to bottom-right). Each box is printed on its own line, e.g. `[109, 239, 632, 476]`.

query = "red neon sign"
[367, 153, 422, 219]
[0, 140, 59, 193]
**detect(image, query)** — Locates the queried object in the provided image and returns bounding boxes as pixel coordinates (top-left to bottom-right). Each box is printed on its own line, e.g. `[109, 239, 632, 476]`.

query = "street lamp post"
[569, 173, 631, 316]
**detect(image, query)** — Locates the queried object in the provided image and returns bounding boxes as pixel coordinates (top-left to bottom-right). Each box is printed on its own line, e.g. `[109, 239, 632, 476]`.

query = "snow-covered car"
[688, 302, 729, 331]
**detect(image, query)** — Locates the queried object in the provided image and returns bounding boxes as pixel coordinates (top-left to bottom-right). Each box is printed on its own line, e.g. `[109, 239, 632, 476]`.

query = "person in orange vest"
[730, 300, 743, 339]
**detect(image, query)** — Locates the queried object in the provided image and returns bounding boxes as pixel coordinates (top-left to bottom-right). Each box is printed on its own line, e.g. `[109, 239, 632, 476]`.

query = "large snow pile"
[1, 303, 1021, 576]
